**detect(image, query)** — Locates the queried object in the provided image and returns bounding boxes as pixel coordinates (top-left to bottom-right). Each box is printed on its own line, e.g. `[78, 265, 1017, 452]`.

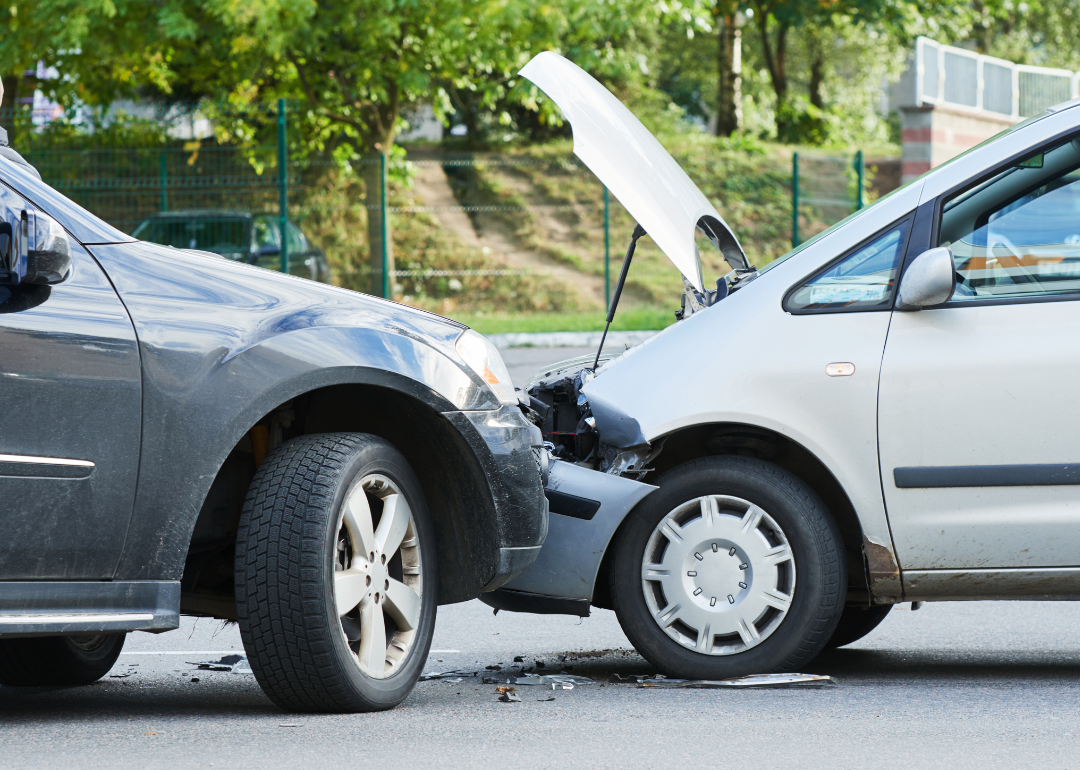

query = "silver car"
[485, 53, 1080, 680]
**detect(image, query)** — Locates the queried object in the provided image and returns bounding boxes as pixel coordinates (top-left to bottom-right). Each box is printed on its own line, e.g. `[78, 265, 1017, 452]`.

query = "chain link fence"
[5, 102, 869, 317]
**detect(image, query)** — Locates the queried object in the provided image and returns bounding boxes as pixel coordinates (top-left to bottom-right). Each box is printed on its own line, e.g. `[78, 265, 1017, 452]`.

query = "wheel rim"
[641, 495, 795, 656]
[333, 473, 423, 679]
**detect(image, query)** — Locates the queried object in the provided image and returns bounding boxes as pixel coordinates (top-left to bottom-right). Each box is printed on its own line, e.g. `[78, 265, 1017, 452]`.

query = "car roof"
[143, 210, 259, 220]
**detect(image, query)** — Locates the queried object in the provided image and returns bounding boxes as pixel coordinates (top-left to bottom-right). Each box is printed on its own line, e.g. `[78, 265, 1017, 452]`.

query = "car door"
[0, 184, 142, 578]
[880, 136, 1080, 570]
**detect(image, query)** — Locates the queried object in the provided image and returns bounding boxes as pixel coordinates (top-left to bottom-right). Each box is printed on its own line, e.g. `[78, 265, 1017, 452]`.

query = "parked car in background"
[132, 210, 331, 283]
[485, 52, 1080, 682]
[0, 158, 546, 712]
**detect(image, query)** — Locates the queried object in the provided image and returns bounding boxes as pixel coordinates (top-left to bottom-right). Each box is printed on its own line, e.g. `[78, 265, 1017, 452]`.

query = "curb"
[486, 330, 661, 350]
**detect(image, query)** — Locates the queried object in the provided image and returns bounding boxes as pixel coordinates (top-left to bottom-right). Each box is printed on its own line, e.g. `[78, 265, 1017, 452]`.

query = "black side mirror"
[0, 209, 71, 285]
[256, 243, 280, 257]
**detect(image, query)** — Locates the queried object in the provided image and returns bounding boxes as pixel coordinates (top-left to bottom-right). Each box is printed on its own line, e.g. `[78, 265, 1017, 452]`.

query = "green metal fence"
[791, 150, 867, 248]
[4, 103, 871, 308]
[5, 100, 297, 274]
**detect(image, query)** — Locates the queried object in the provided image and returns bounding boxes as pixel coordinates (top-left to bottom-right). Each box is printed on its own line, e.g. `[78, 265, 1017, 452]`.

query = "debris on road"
[638, 674, 837, 689]
[514, 674, 595, 689]
[537, 696, 556, 702]
[188, 654, 249, 673]
[609, 673, 654, 683]
[421, 670, 478, 681]
[497, 689, 522, 703]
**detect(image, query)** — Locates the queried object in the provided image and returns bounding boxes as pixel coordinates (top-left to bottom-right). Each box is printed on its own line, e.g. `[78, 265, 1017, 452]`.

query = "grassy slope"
[300, 137, 885, 332]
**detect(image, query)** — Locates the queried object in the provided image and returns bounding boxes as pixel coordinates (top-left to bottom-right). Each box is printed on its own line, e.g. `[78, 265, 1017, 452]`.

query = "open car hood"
[519, 52, 748, 291]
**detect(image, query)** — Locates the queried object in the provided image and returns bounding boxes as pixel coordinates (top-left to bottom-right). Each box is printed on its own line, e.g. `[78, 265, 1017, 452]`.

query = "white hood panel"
[519, 52, 747, 291]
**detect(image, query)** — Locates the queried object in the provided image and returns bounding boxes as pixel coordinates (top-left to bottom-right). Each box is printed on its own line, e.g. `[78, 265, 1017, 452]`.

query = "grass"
[450, 305, 676, 334]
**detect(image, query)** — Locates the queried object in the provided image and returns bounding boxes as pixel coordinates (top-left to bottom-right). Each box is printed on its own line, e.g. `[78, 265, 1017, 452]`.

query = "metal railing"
[915, 36, 1078, 119]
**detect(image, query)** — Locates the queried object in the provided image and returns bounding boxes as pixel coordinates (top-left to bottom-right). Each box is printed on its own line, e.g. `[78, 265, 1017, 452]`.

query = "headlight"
[455, 329, 518, 406]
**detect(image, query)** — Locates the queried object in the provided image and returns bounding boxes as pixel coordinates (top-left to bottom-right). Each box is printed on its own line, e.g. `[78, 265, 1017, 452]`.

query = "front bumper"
[444, 405, 549, 590]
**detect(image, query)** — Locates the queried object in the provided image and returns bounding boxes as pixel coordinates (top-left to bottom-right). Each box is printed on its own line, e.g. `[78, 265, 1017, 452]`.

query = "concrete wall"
[899, 105, 1018, 184]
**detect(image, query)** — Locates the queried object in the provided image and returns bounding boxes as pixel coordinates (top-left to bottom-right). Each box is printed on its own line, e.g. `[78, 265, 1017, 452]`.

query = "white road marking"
[119, 651, 241, 656]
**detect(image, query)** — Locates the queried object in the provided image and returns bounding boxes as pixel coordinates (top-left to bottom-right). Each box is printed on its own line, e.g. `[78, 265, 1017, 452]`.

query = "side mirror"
[0, 209, 71, 286]
[256, 243, 281, 257]
[896, 247, 955, 311]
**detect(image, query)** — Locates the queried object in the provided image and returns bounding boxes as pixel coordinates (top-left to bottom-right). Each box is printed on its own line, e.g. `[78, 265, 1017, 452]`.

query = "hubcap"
[333, 474, 423, 679]
[641, 495, 795, 655]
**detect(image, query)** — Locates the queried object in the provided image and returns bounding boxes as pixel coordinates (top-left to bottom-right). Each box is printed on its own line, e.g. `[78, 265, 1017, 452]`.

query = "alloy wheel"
[333, 473, 423, 679]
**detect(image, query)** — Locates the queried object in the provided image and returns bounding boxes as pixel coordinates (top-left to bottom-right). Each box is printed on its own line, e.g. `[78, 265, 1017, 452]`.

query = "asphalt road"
[2, 348, 1079, 769]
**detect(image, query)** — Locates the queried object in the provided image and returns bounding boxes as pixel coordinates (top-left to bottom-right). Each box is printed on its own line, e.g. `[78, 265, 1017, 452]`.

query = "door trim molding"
[894, 463, 1080, 488]
[0, 453, 94, 479]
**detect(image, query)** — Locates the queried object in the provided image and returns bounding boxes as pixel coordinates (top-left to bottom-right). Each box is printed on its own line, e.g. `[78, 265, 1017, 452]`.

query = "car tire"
[0, 633, 125, 686]
[610, 455, 845, 680]
[824, 604, 893, 649]
[235, 433, 437, 713]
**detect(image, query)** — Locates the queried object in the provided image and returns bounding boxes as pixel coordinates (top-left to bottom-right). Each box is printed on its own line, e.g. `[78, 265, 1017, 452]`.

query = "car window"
[286, 222, 305, 254]
[940, 138, 1080, 301]
[785, 224, 908, 312]
[133, 217, 248, 254]
[253, 217, 280, 250]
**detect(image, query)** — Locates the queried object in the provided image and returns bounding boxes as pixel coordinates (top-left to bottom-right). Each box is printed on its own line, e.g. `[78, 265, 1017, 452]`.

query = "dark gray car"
[131, 210, 332, 283]
[0, 156, 547, 713]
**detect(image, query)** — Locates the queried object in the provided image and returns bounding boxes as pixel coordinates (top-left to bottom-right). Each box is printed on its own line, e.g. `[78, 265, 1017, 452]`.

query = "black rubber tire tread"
[235, 432, 436, 713]
[825, 603, 893, 649]
[610, 455, 846, 680]
[0, 633, 125, 686]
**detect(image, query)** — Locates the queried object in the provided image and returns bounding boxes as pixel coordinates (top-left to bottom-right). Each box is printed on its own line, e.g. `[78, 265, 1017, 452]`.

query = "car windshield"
[132, 217, 249, 254]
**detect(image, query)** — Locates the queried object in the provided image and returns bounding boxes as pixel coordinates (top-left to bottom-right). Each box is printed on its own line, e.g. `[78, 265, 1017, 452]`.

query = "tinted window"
[253, 217, 280, 249]
[786, 225, 908, 312]
[286, 222, 305, 254]
[133, 217, 249, 255]
[941, 139, 1080, 301]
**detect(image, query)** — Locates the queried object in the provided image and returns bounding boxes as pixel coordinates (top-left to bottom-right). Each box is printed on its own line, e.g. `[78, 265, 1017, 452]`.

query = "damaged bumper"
[445, 405, 550, 591]
[479, 459, 655, 616]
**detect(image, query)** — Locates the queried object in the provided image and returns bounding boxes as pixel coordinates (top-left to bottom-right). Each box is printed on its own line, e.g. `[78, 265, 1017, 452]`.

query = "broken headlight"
[455, 329, 518, 406]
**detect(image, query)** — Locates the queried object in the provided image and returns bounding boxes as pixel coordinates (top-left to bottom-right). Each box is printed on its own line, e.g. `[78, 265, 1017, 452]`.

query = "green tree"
[0, 1, 118, 140]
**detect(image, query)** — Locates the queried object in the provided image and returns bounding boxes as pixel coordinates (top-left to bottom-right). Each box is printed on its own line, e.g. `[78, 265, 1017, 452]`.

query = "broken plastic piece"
[189, 654, 244, 672]
[638, 673, 837, 689]
[498, 691, 522, 703]
[420, 670, 477, 681]
[512, 674, 595, 687]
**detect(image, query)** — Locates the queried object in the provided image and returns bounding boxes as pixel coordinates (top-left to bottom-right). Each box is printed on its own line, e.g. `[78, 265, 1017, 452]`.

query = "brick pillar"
[899, 105, 1018, 184]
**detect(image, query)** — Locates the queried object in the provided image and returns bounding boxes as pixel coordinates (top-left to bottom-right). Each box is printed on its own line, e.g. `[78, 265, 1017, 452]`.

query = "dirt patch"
[412, 163, 607, 309]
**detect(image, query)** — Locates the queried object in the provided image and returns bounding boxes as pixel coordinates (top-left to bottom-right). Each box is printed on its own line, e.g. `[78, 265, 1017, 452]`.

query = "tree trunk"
[1, 73, 19, 145]
[363, 151, 396, 298]
[808, 37, 825, 110]
[754, 2, 789, 137]
[716, 14, 743, 137]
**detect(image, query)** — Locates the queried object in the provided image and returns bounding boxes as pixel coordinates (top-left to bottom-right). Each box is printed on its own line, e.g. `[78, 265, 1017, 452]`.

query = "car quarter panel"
[582, 182, 927, 594]
[87, 241, 500, 580]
